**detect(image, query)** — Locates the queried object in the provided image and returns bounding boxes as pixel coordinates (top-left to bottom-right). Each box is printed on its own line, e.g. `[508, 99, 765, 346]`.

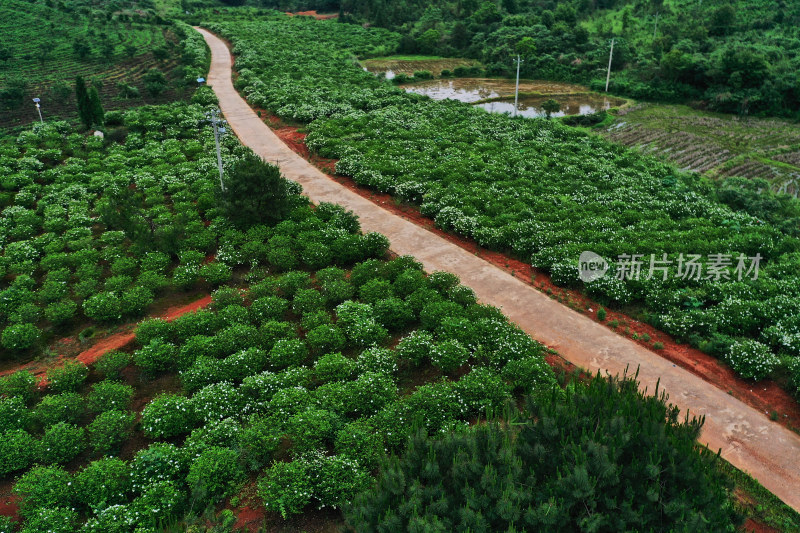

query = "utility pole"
[32, 98, 43, 123]
[653, 11, 659, 41]
[605, 38, 615, 92]
[208, 108, 226, 192]
[513, 54, 522, 118]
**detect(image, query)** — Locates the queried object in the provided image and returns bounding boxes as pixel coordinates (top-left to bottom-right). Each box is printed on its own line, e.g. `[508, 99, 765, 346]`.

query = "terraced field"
[603, 104, 800, 195]
[0, 0, 190, 130]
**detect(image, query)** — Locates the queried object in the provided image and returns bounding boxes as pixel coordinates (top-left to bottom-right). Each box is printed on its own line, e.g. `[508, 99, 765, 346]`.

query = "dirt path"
[195, 27, 800, 512]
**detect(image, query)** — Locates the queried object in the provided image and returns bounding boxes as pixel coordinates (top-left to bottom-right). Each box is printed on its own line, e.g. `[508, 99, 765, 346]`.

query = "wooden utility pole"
[513, 54, 522, 118]
[605, 38, 615, 92]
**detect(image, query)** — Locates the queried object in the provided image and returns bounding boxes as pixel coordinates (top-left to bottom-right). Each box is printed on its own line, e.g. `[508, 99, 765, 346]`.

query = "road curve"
[195, 26, 800, 512]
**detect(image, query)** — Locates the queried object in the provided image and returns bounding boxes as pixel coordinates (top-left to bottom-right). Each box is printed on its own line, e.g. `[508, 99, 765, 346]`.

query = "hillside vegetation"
[333, 0, 800, 118]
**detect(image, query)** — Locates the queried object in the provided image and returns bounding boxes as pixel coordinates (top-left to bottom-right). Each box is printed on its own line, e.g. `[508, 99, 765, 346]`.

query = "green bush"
[135, 318, 174, 345]
[191, 381, 244, 423]
[306, 452, 372, 509]
[38, 422, 85, 464]
[258, 460, 313, 519]
[32, 393, 85, 429]
[238, 415, 283, 471]
[0, 397, 28, 432]
[314, 352, 356, 383]
[725, 339, 779, 381]
[200, 261, 233, 286]
[133, 339, 178, 375]
[46, 360, 88, 393]
[269, 338, 309, 368]
[87, 381, 135, 413]
[13, 465, 74, 520]
[0, 370, 38, 402]
[187, 446, 246, 505]
[121, 286, 154, 316]
[94, 350, 131, 380]
[87, 410, 136, 455]
[249, 296, 289, 323]
[130, 443, 189, 492]
[18, 507, 78, 533]
[83, 291, 123, 321]
[0, 429, 37, 476]
[141, 394, 197, 439]
[430, 339, 469, 374]
[287, 408, 342, 452]
[306, 324, 347, 354]
[75, 457, 131, 511]
[335, 418, 384, 470]
[44, 299, 78, 325]
[396, 330, 435, 366]
[1, 322, 41, 351]
[292, 288, 326, 315]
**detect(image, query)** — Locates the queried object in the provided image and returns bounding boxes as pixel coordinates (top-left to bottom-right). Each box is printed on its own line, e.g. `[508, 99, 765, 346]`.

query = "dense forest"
[241, 0, 800, 118]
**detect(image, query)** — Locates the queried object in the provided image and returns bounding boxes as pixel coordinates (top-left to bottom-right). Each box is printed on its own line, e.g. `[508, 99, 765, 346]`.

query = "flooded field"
[476, 94, 625, 118]
[401, 78, 625, 116]
[361, 57, 480, 79]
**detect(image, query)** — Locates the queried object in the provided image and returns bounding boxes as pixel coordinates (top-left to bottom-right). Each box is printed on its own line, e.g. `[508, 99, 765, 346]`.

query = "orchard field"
[210, 13, 800, 396]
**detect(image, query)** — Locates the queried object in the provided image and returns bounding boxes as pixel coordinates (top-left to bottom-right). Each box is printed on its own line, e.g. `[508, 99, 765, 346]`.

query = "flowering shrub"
[287, 408, 342, 453]
[0, 397, 28, 433]
[75, 457, 131, 512]
[0, 429, 37, 476]
[93, 351, 131, 381]
[87, 381, 134, 413]
[130, 443, 189, 492]
[396, 330, 435, 366]
[1, 322, 40, 351]
[141, 394, 196, 439]
[269, 338, 309, 368]
[430, 340, 470, 374]
[200, 262, 232, 287]
[187, 446, 245, 504]
[314, 352, 356, 383]
[725, 340, 779, 381]
[0, 370, 38, 402]
[17, 506, 78, 533]
[87, 410, 136, 455]
[38, 422, 86, 464]
[249, 296, 289, 323]
[83, 292, 123, 322]
[335, 418, 384, 470]
[357, 347, 398, 376]
[258, 460, 313, 519]
[46, 361, 88, 393]
[133, 339, 178, 375]
[13, 465, 74, 520]
[191, 382, 244, 423]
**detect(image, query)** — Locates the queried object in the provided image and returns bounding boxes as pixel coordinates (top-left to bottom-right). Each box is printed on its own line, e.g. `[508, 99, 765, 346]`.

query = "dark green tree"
[87, 86, 104, 127]
[223, 152, 293, 227]
[347, 374, 740, 532]
[143, 68, 167, 96]
[75, 76, 92, 129]
[72, 36, 91, 59]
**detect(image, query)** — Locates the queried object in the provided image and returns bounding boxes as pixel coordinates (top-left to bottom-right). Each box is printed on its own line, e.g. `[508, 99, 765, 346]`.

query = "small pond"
[400, 78, 625, 117]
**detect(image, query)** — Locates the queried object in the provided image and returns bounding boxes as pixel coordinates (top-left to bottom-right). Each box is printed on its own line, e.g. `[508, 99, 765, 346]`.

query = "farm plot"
[603, 104, 800, 189]
[211, 14, 800, 392]
[0, 101, 564, 532]
[0, 1, 206, 130]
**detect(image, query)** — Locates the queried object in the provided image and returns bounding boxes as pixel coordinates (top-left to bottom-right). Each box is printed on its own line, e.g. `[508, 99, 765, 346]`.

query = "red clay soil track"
[196, 27, 800, 512]
[1, 295, 212, 387]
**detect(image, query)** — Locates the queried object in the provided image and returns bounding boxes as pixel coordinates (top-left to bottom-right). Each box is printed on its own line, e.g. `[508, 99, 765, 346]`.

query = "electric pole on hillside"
[513, 54, 523, 118]
[652, 11, 659, 41]
[605, 38, 615, 92]
[207, 108, 227, 192]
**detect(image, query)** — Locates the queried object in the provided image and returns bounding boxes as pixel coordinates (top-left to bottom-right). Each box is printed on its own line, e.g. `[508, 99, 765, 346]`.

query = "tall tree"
[87, 87, 104, 127]
[75, 76, 92, 129]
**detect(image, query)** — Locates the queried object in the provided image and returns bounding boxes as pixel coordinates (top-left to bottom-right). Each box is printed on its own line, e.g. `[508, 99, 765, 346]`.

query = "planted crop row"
[211, 14, 800, 391]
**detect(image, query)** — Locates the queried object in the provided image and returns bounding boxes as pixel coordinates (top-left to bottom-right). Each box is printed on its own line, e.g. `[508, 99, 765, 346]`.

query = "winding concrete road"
[195, 27, 800, 512]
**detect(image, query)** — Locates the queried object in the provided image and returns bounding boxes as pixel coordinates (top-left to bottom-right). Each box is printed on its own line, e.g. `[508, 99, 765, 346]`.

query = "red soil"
[742, 519, 781, 533]
[260, 121, 800, 431]
[285, 10, 339, 19]
[0, 295, 213, 388]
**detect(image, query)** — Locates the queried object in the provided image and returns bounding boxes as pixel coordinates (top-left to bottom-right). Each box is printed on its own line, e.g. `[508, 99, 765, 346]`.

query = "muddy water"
[401, 78, 625, 116]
